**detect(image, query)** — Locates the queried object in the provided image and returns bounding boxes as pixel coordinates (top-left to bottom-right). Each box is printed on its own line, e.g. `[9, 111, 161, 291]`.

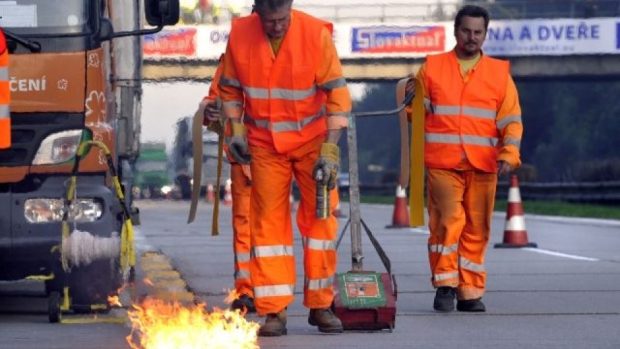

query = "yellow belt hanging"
[62, 140, 135, 274]
[409, 78, 425, 227]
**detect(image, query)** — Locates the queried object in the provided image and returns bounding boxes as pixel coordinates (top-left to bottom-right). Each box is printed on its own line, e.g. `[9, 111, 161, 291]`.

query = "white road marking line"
[523, 247, 599, 262]
[409, 227, 429, 235]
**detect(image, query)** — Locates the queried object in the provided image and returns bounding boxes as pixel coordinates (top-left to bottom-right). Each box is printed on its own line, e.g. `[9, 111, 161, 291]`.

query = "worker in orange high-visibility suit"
[197, 54, 255, 313]
[219, 0, 351, 336]
[408, 5, 523, 313]
[0, 28, 10, 149]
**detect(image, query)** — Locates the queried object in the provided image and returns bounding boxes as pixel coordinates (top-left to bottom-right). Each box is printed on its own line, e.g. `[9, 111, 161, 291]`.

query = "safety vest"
[423, 51, 509, 173]
[0, 29, 9, 149]
[225, 10, 332, 153]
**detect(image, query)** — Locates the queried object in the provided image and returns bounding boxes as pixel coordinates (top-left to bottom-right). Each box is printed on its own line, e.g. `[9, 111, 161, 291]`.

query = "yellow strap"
[188, 110, 205, 223]
[211, 131, 224, 236]
[409, 77, 425, 227]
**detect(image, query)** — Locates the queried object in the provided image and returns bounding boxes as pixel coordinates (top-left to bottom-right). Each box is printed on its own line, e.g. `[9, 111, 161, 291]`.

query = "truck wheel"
[48, 291, 62, 323]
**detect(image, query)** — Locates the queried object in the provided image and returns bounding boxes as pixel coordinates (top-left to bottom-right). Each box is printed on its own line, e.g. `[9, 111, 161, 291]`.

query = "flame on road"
[126, 298, 260, 349]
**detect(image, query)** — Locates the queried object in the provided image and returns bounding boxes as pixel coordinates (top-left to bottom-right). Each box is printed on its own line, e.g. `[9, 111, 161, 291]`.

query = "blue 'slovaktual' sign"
[483, 18, 620, 56]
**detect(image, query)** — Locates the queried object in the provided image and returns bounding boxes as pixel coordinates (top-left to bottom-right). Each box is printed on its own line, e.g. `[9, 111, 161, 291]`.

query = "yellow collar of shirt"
[457, 52, 481, 77]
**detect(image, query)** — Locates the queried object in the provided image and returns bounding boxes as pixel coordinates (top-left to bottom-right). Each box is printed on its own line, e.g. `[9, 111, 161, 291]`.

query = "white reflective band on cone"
[505, 215, 527, 231]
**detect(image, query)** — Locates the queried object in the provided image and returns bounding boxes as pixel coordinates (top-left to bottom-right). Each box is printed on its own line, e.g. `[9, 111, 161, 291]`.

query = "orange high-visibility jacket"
[0, 29, 10, 149]
[219, 10, 351, 153]
[419, 50, 522, 173]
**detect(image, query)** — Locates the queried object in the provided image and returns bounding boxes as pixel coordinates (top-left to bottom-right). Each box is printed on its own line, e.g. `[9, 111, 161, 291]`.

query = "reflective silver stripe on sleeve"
[245, 108, 324, 132]
[428, 243, 458, 255]
[302, 237, 336, 251]
[306, 276, 334, 291]
[0, 105, 9, 118]
[244, 86, 269, 99]
[462, 135, 498, 147]
[235, 252, 250, 264]
[252, 245, 294, 258]
[319, 77, 347, 91]
[0, 67, 8, 80]
[459, 256, 485, 273]
[220, 76, 241, 88]
[496, 115, 522, 131]
[254, 284, 295, 298]
[235, 269, 250, 280]
[433, 105, 460, 115]
[271, 86, 316, 100]
[433, 271, 459, 282]
[503, 136, 521, 149]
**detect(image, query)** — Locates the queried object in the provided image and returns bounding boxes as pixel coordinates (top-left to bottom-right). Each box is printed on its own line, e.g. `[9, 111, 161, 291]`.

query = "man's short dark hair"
[454, 5, 489, 30]
[254, 0, 293, 12]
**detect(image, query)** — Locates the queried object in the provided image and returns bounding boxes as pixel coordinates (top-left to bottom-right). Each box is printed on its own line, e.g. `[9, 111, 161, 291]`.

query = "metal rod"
[345, 90, 414, 271]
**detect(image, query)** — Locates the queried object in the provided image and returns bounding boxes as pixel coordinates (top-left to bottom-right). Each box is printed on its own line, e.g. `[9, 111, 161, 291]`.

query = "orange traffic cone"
[206, 183, 215, 203]
[223, 179, 233, 206]
[495, 174, 537, 248]
[386, 185, 410, 228]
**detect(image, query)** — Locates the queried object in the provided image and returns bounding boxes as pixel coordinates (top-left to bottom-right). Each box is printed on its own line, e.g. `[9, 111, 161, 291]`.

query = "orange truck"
[0, 0, 178, 317]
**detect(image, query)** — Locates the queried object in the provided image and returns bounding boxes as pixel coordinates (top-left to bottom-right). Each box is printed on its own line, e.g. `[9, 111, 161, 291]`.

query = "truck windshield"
[0, 0, 89, 35]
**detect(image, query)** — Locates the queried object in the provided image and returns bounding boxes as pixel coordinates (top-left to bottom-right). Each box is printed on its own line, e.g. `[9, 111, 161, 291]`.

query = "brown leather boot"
[308, 308, 343, 333]
[258, 310, 287, 336]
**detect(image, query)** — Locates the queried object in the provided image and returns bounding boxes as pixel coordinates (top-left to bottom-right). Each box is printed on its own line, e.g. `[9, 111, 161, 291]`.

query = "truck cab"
[0, 0, 178, 316]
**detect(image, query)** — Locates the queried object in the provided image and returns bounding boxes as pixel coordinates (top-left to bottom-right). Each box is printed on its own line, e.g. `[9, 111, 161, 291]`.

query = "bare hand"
[200, 99, 221, 123]
[498, 160, 512, 177]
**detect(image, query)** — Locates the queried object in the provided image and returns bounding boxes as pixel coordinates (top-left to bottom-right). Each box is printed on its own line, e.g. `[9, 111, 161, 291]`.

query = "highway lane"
[1, 200, 618, 349]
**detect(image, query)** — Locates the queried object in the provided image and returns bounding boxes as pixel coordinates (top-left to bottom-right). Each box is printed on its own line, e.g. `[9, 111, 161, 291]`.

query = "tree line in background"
[346, 80, 620, 184]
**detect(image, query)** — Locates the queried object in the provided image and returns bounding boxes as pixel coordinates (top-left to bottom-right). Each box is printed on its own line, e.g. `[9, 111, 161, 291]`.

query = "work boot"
[230, 294, 256, 313]
[457, 298, 486, 312]
[433, 286, 456, 312]
[308, 308, 343, 333]
[258, 310, 287, 337]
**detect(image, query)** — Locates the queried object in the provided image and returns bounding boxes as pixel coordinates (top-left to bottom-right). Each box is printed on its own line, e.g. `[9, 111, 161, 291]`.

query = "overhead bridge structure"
[143, 55, 620, 82]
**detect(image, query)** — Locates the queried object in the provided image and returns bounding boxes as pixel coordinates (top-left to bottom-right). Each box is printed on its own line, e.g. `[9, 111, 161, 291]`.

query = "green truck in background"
[134, 142, 172, 199]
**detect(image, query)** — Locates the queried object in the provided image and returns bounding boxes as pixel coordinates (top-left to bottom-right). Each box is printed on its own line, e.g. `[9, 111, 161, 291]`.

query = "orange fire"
[126, 298, 260, 349]
[108, 295, 122, 307]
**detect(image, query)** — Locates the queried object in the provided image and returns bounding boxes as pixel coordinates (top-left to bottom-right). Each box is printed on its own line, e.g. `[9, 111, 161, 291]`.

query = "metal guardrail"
[338, 180, 620, 205]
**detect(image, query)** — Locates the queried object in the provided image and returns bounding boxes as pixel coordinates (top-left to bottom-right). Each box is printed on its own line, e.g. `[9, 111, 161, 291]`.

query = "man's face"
[257, 3, 292, 39]
[455, 16, 486, 57]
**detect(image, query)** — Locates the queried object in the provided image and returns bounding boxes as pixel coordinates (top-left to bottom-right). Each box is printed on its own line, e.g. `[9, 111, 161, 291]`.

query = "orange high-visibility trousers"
[249, 136, 338, 315]
[426, 168, 497, 300]
[231, 163, 253, 297]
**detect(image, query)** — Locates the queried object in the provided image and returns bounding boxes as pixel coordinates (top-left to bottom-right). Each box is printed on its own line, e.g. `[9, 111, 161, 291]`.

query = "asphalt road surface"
[1, 200, 619, 349]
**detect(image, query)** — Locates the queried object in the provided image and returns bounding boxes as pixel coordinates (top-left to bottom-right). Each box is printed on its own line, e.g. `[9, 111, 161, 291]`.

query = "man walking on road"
[197, 54, 256, 313]
[219, 0, 351, 336]
[409, 5, 523, 312]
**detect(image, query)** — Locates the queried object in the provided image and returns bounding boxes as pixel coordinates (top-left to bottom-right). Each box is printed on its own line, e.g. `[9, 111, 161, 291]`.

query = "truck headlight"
[32, 130, 84, 165]
[24, 198, 103, 223]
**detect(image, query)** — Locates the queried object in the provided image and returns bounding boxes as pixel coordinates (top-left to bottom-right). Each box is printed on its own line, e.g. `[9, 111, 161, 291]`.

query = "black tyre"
[48, 291, 62, 323]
